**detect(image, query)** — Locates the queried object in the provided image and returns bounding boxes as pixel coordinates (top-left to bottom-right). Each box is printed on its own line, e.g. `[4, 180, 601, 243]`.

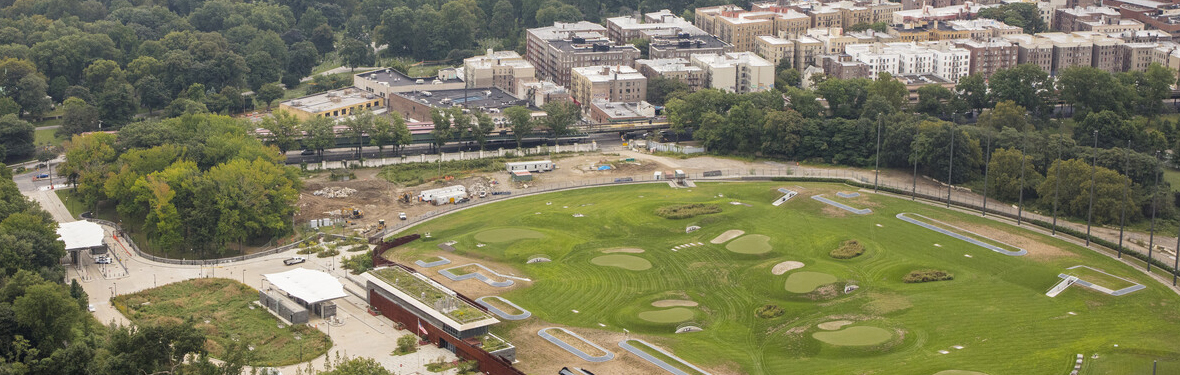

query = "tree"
[989, 64, 1053, 117]
[319, 356, 394, 375]
[986, 147, 1044, 201]
[59, 98, 100, 138]
[135, 76, 169, 114]
[0, 114, 34, 162]
[246, 51, 283, 91]
[1057, 66, 1135, 118]
[647, 76, 691, 106]
[370, 114, 395, 157]
[489, 0, 517, 38]
[977, 100, 1029, 132]
[15, 75, 50, 119]
[1075, 110, 1138, 149]
[629, 38, 650, 59]
[472, 112, 495, 150]
[13, 283, 82, 353]
[0, 213, 65, 277]
[1037, 159, 1137, 224]
[910, 121, 983, 184]
[775, 67, 801, 89]
[259, 110, 302, 153]
[1125, 63, 1175, 117]
[817, 77, 871, 119]
[786, 87, 823, 119]
[339, 38, 375, 70]
[915, 84, 953, 117]
[301, 116, 337, 157]
[505, 106, 534, 149]
[761, 110, 804, 157]
[977, 3, 1047, 34]
[0, 97, 19, 117]
[429, 108, 453, 153]
[541, 100, 580, 144]
[535, 3, 582, 25]
[344, 110, 375, 159]
[311, 24, 336, 54]
[867, 72, 907, 111]
[956, 72, 990, 114]
[374, 7, 414, 56]
[256, 83, 284, 108]
[286, 41, 320, 84]
[97, 83, 138, 127]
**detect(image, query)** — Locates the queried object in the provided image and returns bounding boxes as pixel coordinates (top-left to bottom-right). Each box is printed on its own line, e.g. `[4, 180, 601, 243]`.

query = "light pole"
[946, 123, 955, 208]
[1085, 130, 1097, 247]
[911, 125, 918, 201]
[1052, 133, 1062, 235]
[874, 117, 882, 192]
[1118, 139, 1131, 258]
[982, 132, 991, 217]
[1017, 135, 1027, 226]
[1148, 152, 1160, 272]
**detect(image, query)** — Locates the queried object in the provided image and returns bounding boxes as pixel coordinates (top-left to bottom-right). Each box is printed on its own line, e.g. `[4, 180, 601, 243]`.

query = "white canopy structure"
[56, 221, 105, 250]
[264, 268, 348, 304]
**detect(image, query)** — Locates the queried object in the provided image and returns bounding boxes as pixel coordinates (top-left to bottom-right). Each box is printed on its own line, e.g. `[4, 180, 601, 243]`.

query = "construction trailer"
[510, 170, 533, 182]
[505, 160, 554, 173]
[419, 185, 468, 205]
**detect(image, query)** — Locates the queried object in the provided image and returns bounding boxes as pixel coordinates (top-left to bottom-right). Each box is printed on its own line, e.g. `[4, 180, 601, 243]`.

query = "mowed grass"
[113, 278, 331, 366]
[386, 182, 1180, 375]
[1066, 266, 1139, 290]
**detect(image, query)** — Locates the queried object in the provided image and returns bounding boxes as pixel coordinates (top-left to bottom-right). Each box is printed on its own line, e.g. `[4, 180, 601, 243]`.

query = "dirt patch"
[603, 247, 645, 254]
[382, 251, 528, 297]
[507, 320, 725, 375]
[817, 320, 853, 331]
[652, 299, 699, 307]
[820, 205, 850, 218]
[772, 261, 805, 275]
[951, 220, 1074, 260]
[549, 328, 610, 357]
[710, 230, 745, 244]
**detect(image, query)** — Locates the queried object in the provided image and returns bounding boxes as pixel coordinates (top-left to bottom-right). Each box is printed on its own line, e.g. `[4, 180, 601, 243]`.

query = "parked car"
[398, 212, 407, 220]
[87, 304, 96, 312]
[35, 173, 49, 179]
[283, 257, 306, 265]
[95, 256, 112, 264]
[300, 149, 315, 155]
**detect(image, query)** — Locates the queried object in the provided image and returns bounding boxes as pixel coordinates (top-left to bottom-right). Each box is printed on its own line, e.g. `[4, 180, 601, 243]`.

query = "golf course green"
[384, 182, 1180, 375]
[726, 234, 772, 254]
[784, 271, 838, 293]
[812, 326, 894, 346]
[590, 254, 652, 271]
[638, 307, 695, 323]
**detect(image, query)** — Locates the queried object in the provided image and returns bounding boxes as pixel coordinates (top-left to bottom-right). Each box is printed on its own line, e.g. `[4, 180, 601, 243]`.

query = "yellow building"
[278, 87, 383, 121]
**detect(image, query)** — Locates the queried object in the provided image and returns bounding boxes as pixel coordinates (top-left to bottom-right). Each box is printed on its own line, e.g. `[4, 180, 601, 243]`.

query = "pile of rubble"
[312, 186, 357, 198]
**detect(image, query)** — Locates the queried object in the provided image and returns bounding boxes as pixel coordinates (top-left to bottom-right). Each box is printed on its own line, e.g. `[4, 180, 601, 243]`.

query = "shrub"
[392, 334, 418, 355]
[654, 204, 721, 219]
[755, 304, 784, 319]
[829, 240, 865, 259]
[342, 253, 373, 274]
[318, 248, 340, 258]
[903, 269, 954, 283]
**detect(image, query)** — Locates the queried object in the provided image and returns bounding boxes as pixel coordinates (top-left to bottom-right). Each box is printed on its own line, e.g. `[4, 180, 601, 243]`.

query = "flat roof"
[636, 58, 704, 73]
[281, 87, 379, 114]
[356, 69, 463, 88]
[572, 65, 646, 82]
[363, 267, 498, 331]
[528, 22, 607, 41]
[264, 268, 348, 304]
[395, 87, 528, 110]
[550, 39, 641, 53]
[650, 33, 731, 51]
[57, 221, 104, 250]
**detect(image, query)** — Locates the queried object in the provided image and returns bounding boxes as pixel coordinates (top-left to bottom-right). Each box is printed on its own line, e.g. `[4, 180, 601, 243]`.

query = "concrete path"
[896, 213, 1027, 256]
[538, 327, 614, 362]
[618, 339, 711, 375]
[414, 256, 451, 268]
[438, 263, 529, 287]
[475, 296, 531, 320]
[811, 194, 872, 215]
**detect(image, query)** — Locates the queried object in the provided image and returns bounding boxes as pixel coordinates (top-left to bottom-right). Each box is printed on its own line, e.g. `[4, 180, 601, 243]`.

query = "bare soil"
[772, 261, 805, 275]
[950, 221, 1075, 261]
[651, 299, 699, 308]
[602, 247, 645, 254]
[710, 230, 745, 244]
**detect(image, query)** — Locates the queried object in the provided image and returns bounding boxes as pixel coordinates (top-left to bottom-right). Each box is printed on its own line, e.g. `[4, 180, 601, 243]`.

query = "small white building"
[506, 160, 555, 173]
[418, 185, 468, 205]
[689, 52, 775, 93]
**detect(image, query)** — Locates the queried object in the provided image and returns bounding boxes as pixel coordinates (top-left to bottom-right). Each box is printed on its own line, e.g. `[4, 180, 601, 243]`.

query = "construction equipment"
[398, 192, 412, 204]
[378, 219, 386, 230]
[343, 207, 364, 219]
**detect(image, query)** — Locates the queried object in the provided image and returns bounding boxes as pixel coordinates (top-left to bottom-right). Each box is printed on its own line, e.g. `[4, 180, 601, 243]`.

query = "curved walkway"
[537, 327, 614, 362]
[414, 257, 451, 268]
[438, 263, 528, 287]
[618, 339, 712, 375]
[475, 296, 532, 320]
[896, 213, 1027, 256]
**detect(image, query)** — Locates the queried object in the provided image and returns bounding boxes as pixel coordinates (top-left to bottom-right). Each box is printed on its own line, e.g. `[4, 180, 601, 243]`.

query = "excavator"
[342, 207, 364, 219]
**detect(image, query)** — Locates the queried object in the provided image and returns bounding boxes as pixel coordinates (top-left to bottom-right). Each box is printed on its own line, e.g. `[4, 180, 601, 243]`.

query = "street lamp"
[1148, 151, 1160, 272]
[982, 132, 991, 217]
[1085, 130, 1097, 246]
[946, 123, 955, 208]
[1017, 134, 1027, 226]
[1118, 139, 1131, 258]
[873, 117, 882, 192]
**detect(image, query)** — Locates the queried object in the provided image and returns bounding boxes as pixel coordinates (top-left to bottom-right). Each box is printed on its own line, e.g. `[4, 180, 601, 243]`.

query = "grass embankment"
[113, 278, 331, 366]
[384, 182, 1180, 374]
[1066, 266, 1138, 289]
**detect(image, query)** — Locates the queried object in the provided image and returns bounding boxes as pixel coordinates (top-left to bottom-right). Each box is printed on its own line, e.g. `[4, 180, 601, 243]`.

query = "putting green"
[812, 326, 893, 346]
[638, 307, 695, 323]
[784, 271, 837, 293]
[474, 228, 545, 243]
[590, 254, 652, 271]
[726, 234, 772, 254]
[933, 371, 989, 375]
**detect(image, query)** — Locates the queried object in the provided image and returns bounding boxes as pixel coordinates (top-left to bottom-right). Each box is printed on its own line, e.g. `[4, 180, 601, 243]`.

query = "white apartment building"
[845, 41, 970, 81]
[690, 52, 776, 92]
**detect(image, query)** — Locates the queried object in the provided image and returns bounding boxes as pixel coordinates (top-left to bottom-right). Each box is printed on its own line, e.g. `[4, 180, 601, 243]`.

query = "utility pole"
[1052, 133, 1063, 236]
[911, 124, 919, 201]
[1017, 135, 1027, 225]
[946, 124, 955, 208]
[982, 133, 991, 216]
[1085, 130, 1097, 247]
[874, 117, 882, 192]
[1118, 139, 1131, 258]
[1148, 152, 1160, 272]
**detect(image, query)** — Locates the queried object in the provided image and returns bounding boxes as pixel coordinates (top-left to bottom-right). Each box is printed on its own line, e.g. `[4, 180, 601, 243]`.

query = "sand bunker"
[727, 234, 772, 254]
[710, 230, 745, 244]
[933, 371, 989, 375]
[590, 255, 652, 271]
[772, 261, 805, 275]
[638, 307, 695, 323]
[812, 326, 892, 346]
[652, 300, 699, 308]
[817, 320, 853, 331]
[602, 248, 645, 254]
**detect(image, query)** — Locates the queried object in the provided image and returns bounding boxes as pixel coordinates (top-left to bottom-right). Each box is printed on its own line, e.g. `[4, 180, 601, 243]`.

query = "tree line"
[665, 63, 1180, 226]
[58, 113, 301, 257]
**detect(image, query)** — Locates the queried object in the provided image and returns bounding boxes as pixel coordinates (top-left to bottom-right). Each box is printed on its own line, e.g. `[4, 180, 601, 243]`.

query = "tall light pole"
[874, 117, 882, 192]
[1052, 133, 1063, 236]
[1148, 152, 1160, 272]
[982, 132, 991, 217]
[1017, 134, 1027, 226]
[1085, 130, 1097, 247]
[946, 124, 955, 208]
[912, 125, 919, 201]
[1118, 140, 1131, 258]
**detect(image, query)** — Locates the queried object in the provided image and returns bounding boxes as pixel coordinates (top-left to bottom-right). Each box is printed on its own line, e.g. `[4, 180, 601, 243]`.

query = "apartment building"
[695, 5, 811, 51]
[1121, 42, 1160, 71]
[953, 39, 1019, 78]
[795, 35, 826, 70]
[604, 10, 695, 43]
[1054, 6, 1145, 33]
[1101, 0, 1180, 34]
[1073, 31, 1128, 72]
[690, 52, 776, 92]
[892, 3, 994, 25]
[806, 27, 859, 54]
[822, 55, 873, 79]
[525, 22, 641, 86]
[756, 35, 796, 67]
[635, 58, 707, 90]
[941, 19, 1022, 40]
[1110, 29, 1172, 43]
[1038, 32, 1094, 74]
[1000, 33, 1055, 72]
[648, 29, 734, 59]
[845, 41, 970, 81]
[569, 65, 648, 108]
[463, 50, 536, 94]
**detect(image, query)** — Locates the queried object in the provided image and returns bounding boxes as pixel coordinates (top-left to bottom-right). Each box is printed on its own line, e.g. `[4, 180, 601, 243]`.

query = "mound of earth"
[772, 261, 805, 275]
[817, 320, 853, 330]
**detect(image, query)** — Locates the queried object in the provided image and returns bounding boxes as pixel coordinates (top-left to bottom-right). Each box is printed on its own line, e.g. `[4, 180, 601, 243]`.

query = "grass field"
[383, 182, 1180, 375]
[112, 278, 331, 366]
